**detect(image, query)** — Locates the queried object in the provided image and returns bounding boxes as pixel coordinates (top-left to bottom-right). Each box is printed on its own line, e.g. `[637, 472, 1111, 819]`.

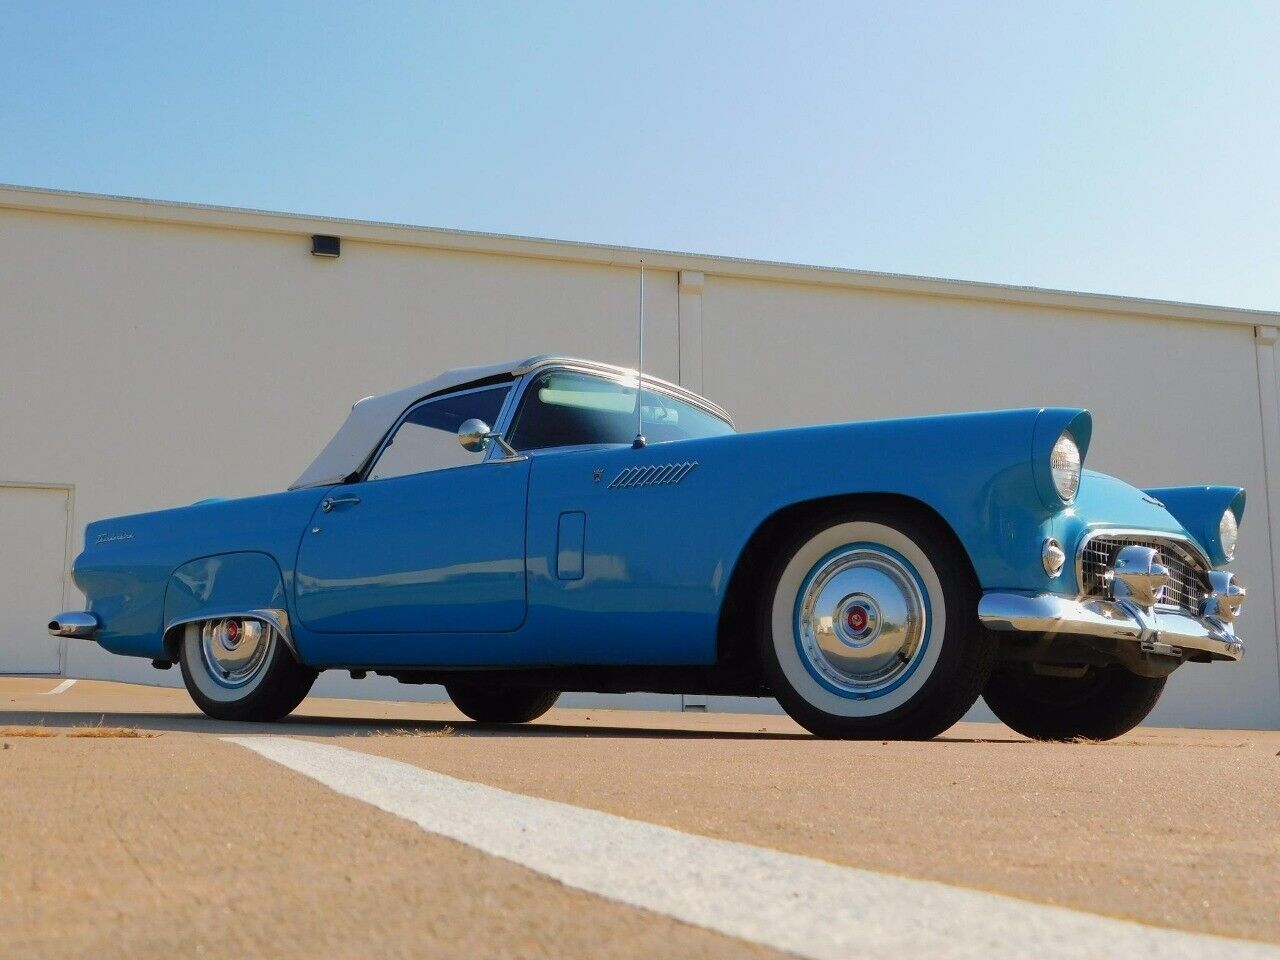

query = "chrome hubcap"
[797, 548, 928, 695]
[201, 618, 271, 687]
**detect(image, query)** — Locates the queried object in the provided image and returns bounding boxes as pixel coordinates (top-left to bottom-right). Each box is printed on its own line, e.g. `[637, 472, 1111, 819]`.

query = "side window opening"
[367, 385, 510, 481]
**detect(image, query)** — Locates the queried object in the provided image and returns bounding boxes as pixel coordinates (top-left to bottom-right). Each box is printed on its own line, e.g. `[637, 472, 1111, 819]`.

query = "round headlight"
[1219, 509, 1238, 561]
[1050, 432, 1081, 502]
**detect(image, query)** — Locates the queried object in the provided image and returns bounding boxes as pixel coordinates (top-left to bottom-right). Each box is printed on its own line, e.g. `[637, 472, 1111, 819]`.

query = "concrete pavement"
[1, 678, 1276, 958]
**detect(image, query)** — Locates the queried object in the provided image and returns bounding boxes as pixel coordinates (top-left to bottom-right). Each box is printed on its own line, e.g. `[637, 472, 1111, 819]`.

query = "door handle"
[321, 496, 361, 512]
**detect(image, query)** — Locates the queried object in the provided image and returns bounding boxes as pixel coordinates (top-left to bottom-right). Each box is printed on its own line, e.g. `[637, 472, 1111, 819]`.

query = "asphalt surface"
[2, 678, 1278, 959]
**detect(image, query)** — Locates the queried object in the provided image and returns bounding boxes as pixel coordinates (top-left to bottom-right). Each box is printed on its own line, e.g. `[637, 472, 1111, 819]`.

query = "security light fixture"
[311, 234, 341, 258]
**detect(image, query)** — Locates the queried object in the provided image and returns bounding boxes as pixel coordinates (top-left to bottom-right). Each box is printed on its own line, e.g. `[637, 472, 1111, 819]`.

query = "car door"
[294, 384, 530, 634]
[506, 368, 736, 664]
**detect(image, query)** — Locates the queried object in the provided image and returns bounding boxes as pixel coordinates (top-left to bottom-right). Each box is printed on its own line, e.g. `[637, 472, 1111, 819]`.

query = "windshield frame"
[501, 363, 735, 455]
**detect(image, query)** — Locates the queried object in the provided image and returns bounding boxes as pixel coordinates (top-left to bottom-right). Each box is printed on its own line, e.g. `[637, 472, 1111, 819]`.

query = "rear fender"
[161, 552, 299, 661]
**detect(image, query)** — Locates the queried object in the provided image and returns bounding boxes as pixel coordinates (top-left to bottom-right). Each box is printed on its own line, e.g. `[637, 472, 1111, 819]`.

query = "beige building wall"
[1, 185, 1277, 728]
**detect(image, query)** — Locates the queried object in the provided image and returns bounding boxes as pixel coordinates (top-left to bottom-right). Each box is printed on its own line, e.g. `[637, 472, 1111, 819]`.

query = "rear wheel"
[757, 509, 995, 739]
[983, 665, 1165, 741]
[179, 618, 317, 722]
[446, 684, 560, 724]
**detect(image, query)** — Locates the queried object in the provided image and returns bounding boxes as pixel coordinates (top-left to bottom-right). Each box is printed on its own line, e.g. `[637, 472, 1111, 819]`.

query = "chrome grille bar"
[1078, 533, 1211, 614]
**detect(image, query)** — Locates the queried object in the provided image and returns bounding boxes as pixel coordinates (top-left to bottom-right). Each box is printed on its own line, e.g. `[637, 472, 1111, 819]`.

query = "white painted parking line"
[39, 679, 77, 695]
[226, 736, 1279, 960]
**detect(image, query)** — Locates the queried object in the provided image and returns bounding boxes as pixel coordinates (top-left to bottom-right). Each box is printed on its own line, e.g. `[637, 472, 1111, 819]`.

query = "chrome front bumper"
[978, 592, 1244, 662]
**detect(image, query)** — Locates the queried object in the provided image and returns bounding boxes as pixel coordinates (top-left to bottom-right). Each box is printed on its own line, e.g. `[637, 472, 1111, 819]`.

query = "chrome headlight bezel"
[1050, 431, 1082, 504]
[1219, 508, 1239, 562]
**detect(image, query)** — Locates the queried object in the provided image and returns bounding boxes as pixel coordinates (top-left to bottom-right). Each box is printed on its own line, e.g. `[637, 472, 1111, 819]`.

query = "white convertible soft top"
[290, 355, 730, 490]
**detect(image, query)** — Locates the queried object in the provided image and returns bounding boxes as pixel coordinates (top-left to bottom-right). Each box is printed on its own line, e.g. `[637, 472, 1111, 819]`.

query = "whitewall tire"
[757, 509, 995, 739]
[179, 618, 317, 722]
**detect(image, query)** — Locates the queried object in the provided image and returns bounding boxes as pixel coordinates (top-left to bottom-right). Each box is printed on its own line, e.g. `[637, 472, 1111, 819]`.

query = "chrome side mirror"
[458, 418, 492, 453]
[458, 419, 522, 459]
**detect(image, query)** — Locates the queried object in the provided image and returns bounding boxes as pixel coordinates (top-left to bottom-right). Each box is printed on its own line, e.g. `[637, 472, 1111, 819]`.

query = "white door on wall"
[0, 485, 69, 674]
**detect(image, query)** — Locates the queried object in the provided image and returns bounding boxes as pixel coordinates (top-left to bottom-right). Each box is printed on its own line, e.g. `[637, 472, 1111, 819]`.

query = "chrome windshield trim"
[498, 362, 734, 458]
[512, 357, 734, 427]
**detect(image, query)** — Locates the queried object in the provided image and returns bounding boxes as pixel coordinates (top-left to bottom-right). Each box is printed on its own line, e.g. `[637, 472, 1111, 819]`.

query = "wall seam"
[1252, 326, 1280, 717]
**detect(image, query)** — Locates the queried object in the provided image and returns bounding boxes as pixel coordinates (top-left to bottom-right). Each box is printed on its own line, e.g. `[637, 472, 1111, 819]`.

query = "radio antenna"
[632, 259, 647, 448]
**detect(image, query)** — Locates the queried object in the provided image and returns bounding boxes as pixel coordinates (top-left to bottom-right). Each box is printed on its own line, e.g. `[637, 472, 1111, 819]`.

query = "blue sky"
[2, 1, 1277, 309]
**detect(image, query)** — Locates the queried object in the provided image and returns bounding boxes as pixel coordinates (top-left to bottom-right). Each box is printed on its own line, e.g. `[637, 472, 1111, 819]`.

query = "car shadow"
[0, 708, 814, 740]
[0, 707, 1026, 743]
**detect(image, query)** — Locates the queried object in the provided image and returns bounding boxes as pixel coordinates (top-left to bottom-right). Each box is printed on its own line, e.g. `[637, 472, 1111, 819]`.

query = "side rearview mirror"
[458, 418, 492, 453]
[458, 419, 523, 459]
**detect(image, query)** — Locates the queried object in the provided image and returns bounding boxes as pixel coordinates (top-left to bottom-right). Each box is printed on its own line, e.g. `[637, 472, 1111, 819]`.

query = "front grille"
[1079, 534, 1210, 614]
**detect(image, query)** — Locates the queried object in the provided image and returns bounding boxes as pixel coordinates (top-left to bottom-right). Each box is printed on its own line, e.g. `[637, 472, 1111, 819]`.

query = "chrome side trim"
[978, 592, 1243, 661]
[47, 611, 99, 639]
[163, 608, 301, 661]
[608, 461, 698, 489]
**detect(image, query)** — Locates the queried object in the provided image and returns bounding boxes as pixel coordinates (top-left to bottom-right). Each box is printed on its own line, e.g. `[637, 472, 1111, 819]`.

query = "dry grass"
[0, 726, 57, 738]
[0, 720, 160, 740]
[66, 726, 160, 739]
[371, 725, 455, 738]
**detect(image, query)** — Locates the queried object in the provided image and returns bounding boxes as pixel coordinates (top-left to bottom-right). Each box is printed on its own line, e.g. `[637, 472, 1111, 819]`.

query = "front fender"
[1142, 486, 1246, 566]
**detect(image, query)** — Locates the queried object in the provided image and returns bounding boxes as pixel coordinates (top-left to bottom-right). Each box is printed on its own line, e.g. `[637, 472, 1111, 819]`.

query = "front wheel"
[179, 618, 317, 722]
[983, 665, 1165, 741]
[757, 510, 995, 739]
[446, 684, 561, 724]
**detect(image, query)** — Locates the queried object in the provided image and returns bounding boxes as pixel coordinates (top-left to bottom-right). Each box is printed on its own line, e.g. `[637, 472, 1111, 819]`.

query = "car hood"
[1055, 469, 1204, 560]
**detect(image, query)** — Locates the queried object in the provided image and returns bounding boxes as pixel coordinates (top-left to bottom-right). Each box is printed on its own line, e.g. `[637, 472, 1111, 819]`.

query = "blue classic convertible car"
[50, 355, 1246, 740]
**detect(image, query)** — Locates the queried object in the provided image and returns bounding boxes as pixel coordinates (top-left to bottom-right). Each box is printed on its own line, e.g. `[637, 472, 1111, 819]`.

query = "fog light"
[1042, 538, 1065, 577]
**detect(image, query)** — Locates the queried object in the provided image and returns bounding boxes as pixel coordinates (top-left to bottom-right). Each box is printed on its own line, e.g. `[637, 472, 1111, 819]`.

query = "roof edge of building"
[2, 182, 1275, 327]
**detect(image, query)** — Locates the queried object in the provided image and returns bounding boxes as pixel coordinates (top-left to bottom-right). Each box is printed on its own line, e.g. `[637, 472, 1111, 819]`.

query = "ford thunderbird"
[50, 356, 1246, 740]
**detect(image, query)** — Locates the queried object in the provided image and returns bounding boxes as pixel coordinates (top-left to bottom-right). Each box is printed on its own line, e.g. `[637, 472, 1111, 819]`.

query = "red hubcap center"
[846, 607, 868, 632]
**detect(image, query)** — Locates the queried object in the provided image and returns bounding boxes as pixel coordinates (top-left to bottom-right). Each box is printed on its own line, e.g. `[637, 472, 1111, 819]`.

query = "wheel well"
[714, 493, 977, 691]
[162, 623, 186, 662]
[161, 612, 301, 664]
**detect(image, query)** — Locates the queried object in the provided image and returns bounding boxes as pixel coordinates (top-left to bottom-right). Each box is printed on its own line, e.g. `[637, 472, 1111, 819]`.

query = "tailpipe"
[48, 612, 99, 639]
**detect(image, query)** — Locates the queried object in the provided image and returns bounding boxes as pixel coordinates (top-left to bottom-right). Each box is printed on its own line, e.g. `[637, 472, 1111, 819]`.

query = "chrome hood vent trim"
[608, 461, 698, 490]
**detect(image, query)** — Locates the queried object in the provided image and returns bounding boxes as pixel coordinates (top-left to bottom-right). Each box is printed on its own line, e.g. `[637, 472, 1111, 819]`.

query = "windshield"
[508, 370, 734, 451]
